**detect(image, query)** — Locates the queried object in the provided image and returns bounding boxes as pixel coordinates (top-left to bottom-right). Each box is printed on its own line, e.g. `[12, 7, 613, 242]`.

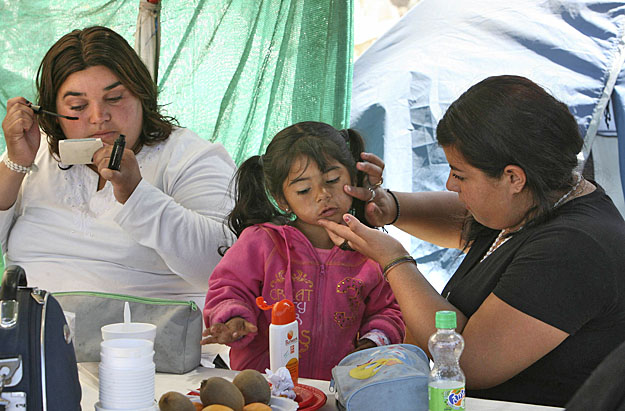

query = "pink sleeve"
[361, 329, 391, 346]
[203, 226, 270, 348]
[359, 262, 405, 344]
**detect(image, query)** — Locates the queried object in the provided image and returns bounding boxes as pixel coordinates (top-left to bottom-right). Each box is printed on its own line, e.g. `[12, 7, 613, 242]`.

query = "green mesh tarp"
[0, 0, 354, 277]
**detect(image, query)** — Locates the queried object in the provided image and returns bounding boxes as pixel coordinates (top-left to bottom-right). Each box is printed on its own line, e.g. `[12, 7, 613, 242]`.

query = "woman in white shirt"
[0, 26, 235, 307]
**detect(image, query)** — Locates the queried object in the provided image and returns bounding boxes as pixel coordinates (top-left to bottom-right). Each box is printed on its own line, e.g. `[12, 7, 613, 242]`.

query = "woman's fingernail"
[343, 214, 351, 223]
[344, 185, 352, 192]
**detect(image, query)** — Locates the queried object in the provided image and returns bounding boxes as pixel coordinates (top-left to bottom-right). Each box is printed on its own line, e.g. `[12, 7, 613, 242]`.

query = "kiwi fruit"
[200, 377, 245, 411]
[232, 370, 271, 405]
[158, 391, 195, 411]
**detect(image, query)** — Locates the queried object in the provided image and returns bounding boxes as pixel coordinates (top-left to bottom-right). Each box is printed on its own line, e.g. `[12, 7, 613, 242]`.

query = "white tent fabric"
[135, 0, 160, 82]
[350, 0, 625, 289]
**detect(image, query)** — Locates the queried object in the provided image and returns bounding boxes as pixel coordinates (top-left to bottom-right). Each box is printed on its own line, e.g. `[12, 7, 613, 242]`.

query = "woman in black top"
[319, 75, 625, 407]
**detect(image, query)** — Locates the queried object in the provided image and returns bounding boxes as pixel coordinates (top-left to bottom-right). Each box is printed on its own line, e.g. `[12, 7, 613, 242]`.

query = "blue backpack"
[0, 265, 81, 410]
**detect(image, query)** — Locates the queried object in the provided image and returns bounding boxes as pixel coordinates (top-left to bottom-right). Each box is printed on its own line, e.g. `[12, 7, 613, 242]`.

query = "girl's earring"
[284, 207, 296, 222]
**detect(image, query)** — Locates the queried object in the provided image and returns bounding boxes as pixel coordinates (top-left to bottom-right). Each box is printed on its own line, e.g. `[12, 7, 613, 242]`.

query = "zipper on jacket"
[313, 263, 327, 378]
[52, 291, 198, 310]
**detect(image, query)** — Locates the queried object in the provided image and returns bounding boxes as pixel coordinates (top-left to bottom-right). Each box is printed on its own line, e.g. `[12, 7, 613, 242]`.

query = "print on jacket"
[270, 268, 315, 354]
[335, 277, 364, 328]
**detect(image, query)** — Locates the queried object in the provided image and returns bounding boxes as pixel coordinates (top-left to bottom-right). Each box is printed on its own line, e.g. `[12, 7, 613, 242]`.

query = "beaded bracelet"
[386, 189, 400, 225]
[382, 254, 416, 281]
[3, 156, 34, 174]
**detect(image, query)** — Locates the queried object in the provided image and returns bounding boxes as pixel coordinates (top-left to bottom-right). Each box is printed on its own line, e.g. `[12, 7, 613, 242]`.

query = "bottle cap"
[256, 297, 296, 325]
[435, 310, 457, 329]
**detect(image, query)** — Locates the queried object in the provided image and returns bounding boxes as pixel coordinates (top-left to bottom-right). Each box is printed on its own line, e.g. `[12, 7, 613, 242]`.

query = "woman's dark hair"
[228, 121, 369, 238]
[436, 75, 583, 243]
[36, 26, 177, 157]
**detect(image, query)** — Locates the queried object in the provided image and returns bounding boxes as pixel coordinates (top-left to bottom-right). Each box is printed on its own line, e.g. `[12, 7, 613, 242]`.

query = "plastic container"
[256, 297, 299, 384]
[428, 311, 465, 411]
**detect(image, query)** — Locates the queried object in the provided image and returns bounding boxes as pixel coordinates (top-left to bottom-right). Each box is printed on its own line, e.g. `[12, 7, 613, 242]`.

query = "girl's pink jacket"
[204, 223, 405, 380]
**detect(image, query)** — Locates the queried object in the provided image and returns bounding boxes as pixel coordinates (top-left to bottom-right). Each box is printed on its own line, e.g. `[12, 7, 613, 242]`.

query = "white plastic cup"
[100, 338, 153, 358]
[99, 362, 155, 380]
[97, 399, 156, 411]
[99, 385, 153, 397]
[100, 389, 155, 408]
[95, 400, 157, 411]
[98, 337, 156, 411]
[98, 359, 155, 409]
[100, 385, 154, 409]
[101, 322, 156, 342]
[100, 350, 154, 368]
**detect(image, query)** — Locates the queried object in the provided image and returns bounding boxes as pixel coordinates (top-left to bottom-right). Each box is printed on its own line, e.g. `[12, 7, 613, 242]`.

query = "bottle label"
[428, 385, 465, 411]
[286, 357, 299, 384]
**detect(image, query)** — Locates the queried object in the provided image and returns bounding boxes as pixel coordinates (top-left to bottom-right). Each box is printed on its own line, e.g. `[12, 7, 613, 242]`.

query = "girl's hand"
[92, 145, 142, 204]
[348, 338, 377, 355]
[200, 317, 258, 345]
[344, 152, 397, 227]
[1, 97, 41, 167]
[318, 214, 407, 266]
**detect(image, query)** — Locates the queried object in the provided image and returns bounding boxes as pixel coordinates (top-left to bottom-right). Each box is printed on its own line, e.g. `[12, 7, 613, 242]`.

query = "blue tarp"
[351, 0, 625, 288]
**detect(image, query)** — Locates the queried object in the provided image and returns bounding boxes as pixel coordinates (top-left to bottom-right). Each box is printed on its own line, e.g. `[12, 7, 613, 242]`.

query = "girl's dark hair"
[228, 121, 369, 238]
[36, 26, 177, 157]
[436, 75, 583, 243]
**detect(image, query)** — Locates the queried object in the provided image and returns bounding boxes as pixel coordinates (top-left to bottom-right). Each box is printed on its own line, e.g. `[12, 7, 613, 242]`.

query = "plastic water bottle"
[428, 310, 465, 411]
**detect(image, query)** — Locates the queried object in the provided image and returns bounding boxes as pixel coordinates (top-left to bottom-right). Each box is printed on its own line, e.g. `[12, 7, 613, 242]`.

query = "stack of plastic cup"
[95, 338, 156, 411]
[101, 322, 157, 342]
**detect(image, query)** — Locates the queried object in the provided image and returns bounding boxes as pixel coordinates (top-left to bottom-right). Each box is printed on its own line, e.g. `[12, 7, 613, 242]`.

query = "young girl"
[202, 121, 405, 380]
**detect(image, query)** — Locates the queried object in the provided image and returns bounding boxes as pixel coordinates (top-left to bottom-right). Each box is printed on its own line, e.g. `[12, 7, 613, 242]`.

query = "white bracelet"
[3, 156, 35, 174]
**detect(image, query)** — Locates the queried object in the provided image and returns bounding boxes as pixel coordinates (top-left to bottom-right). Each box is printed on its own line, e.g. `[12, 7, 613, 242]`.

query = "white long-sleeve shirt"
[0, 127, 235, 308]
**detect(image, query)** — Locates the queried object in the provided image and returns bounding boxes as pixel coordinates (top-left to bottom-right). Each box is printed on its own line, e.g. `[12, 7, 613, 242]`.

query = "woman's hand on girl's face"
[344, 152, 384, 201]
[343, 152, 396, 227]
[200, 317, 258, 345]
[92, 145, 142, 203]
[318, 213, 408, 266]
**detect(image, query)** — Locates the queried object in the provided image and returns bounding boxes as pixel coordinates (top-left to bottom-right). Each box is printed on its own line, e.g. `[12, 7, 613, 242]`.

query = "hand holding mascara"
[108, 134, 126, 171]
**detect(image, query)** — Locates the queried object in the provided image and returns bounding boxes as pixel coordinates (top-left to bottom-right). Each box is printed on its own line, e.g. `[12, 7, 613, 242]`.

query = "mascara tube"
[108, 134, 126, 171]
